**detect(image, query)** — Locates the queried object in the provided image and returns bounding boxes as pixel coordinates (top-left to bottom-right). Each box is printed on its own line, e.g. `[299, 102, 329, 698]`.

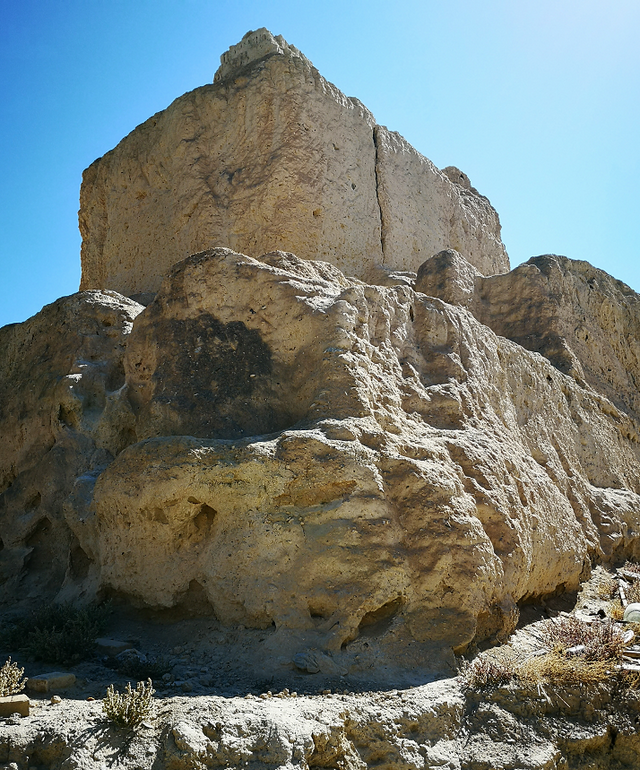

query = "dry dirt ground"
[2, 566, 640, 770]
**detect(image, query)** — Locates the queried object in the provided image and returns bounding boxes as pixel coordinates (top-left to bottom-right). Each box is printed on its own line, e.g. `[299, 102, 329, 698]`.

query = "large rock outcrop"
[2, 248, 640, 682]
[0, 291, 143, 602]
[78, 28, 508, 297]
[3, 29, 640, 686]
[417, 250, 640, 424]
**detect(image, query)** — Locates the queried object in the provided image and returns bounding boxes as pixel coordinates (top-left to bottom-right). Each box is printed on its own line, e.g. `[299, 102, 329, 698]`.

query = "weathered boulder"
[3, 248, 640, 681]
[414, 247, 481, 308]
[78, 28, 508, 297]
[0, 291, 143, 603]
[418, 250, 640, 425]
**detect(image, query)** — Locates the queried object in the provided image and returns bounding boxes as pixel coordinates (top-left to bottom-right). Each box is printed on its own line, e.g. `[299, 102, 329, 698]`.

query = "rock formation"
[2, 30, 640, 688]
[5, 677, 640, 769]
[3, 244, 640, 683]
[78, 28, 508, 298]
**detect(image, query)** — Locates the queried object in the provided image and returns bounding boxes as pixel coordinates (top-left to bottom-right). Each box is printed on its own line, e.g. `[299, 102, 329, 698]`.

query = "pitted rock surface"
[3, 248, 640, 683]
[78, 30, 508, 297]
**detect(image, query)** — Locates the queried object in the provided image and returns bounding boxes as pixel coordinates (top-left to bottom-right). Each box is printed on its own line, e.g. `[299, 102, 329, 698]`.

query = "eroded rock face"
[476, 255, 640, 424]
[419, 250, 640, 425]
[79, 28, 508, 297]
[0, 291, 143, 603]
[3, 248, 640, 681]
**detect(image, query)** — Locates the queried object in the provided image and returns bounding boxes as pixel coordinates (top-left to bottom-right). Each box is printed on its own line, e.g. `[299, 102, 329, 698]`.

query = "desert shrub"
[459, 651, 518, 689]
[0, 658, 26, 696]
[103, 679, 155, 729]
[1, 602, 111, 665]
[540, 616, 626, 662]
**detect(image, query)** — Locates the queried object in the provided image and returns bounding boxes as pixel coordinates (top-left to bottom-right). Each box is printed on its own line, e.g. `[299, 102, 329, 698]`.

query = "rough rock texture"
[2, 678, 640, 770]
[419, 251, 640, 425]
[3, 248, 640, 683]
[374, 131, 506, 277]
[79, 28, 508, 297]
[0, 291, 143, 604]
[415, 247, 481, 308]
[475, 255, 640, 424]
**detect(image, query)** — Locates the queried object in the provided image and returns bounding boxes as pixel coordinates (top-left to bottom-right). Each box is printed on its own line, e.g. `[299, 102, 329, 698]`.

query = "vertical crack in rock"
[372, 125, 387, 264]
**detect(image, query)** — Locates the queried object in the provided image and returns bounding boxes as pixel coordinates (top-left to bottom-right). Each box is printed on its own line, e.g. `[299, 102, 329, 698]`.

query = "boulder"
[3, 248, 640, 680]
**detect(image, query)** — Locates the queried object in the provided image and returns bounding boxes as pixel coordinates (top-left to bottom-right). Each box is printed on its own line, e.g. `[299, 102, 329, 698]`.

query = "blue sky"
[1, 0, 639, 327]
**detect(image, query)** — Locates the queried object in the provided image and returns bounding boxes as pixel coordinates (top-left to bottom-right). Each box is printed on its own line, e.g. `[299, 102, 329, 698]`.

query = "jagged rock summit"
[79, 27, 509, 298]
[2, 31, 640, 692]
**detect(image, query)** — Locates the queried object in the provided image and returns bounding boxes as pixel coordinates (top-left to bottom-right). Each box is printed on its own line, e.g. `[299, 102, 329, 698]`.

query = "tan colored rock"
[79, 29, 508, 297]
[90, 250, 640, 667]
[475, 254, 640, 424]
[0, 694, 29, 717]
[79, 30, 382, 297]
[27, 672, 76, 693]
[3, 248, 640, 679]
[418, 251, 640, 424]
[414, 247, 481, 307]
[0, 291, 143, 604]
[373, 130, 508, 278]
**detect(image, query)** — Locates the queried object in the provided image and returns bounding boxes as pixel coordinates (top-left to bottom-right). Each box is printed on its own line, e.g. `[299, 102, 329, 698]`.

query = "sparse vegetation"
[459, 653, 516, 689]
[597, 573, 618, 600]
[520, 651, 613, 686]
[461, 616, 632, 691]
[624, 561, 640, 575]
[625, 580, 640, 604]
[1, 602, 111, 665]
[102, 679, 155, 729]
[540, 616, 627, 662]
[0, 658, 26, 697]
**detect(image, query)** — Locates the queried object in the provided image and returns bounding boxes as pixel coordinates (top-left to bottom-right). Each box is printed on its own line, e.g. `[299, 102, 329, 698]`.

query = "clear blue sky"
[1, 0, 639, 327]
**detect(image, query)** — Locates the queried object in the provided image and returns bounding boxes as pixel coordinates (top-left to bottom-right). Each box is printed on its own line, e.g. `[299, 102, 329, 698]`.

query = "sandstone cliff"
[2, 30, 640, 689]
[2, 247, 640, 683]
[78, 28, 508, 297]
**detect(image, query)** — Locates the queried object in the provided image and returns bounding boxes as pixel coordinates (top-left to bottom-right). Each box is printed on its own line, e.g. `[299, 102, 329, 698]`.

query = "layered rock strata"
[2, 248, 640, 681]
[79, 28, 508, 297]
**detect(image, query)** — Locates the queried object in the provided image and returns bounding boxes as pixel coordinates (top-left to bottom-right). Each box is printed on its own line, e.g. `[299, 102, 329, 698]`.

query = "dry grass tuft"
[626, 580, 640, 604]
[461, 616, 633, 692]
[520, 652, 613, 686]
[540, 616, 626, 662]
[609, 601, 625, 621]
[597, 574, 619, 600]
[0, 658, 27, 697]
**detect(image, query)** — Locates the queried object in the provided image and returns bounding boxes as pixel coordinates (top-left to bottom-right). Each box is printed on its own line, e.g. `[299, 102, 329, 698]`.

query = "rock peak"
[80, 31, 509, 297]
[214, 28, 309, 83]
